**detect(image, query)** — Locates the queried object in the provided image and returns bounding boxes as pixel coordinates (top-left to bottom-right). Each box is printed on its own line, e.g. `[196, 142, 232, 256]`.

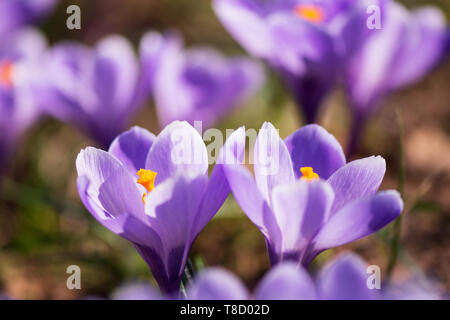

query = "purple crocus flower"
[345, 1, 447, 154]
[188, 253, 377, 300]
[76, 121, 244, 294]
[223, 122, 403, 266]
[41, 35, 146, 148]
[0, 0, 57, 38]
[0, 28, 47, 171]
[213, 0, 384, 123]
[139, 31, 264, 128]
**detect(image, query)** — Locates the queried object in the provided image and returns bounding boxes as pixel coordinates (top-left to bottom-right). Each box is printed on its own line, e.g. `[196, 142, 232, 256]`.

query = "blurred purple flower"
[139, 31, 264, 128]
[345, 1, 447, 154]
[224, 122, 403, 266]
[41, 35, 146, 148]
[188, 253, 376, 300]
[383, 276, 446, 300]
[0, 28, 47, 171]
[0, 0, 57, 37]
[111, 282, 161, 300]
[213, 0, 384, 123]
[76, 121, 244, 294]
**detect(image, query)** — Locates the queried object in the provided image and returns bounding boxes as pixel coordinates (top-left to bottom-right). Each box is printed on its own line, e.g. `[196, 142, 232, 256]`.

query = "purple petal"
[213, 0, 274, 59]
[144, 173, 208, 288]
[112, 282, 161, 300]
[270, 180, 334, 261]
[76, 147, 147, 222]
[254, 262, 316, 300]
[94, 35, 139, 115]
[188, 268, 249, 300]
[254, 122, 295, 203]
[224, 163, 281, 244]
[267, 13, 337, 75]
[317, 253, 374, 300]
[145, 173, 207, 248]
[137, 31, 171, 103]
[388, 6, 446, 91]
[327, 156, 385, 214]
[108, 126, 156, 175]
[76, 149, 162, 248]
[146, 121, 208, 185]
[285, 124, 346, 180]
[313, 190, 403, 251]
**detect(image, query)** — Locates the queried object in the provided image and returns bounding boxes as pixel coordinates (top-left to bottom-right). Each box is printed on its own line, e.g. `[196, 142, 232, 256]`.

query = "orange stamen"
[294, 5, 324, 24]
[0, 61, 14, 87]
[137, 169, 157, 204]
[300, 167, 319, 181]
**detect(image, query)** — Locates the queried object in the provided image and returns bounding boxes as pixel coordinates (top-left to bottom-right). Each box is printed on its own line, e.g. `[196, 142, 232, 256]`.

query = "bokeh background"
[0, 0, 449, 299]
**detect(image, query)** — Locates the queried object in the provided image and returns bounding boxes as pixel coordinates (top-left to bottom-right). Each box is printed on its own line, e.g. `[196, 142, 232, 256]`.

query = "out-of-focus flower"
[0, 28, 47, 171]
[0, 0, 57, 37]
[41, 35, 146, 148]
[188, 253, 377, 300]
[224, 122, 403, 266]
[76, 122, 244, 294]
[382, 276, 446, 300]
[111, 282, 161, 300]
[213, 0, 384, 123]
[139, 31, 264, 128]
[345, 1, 447, 154]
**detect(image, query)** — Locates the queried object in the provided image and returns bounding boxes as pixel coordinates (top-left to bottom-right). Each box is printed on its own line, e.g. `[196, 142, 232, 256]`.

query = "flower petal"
[317, 253, 374, 300]
[254, 122, 295, 203]
[213, 0, 274, 59]
[108, 126, 156, 175]
[254, 262, 316, 300]
[284, 124, 346, 180]
[188, 268, 249, 300]
[94, 35, 139, 115]
[327, 155, 385, 214]
[388, 5, 446, 91]
[144, 172, 208, 286]
[146, 121, 208, 184]
[224, 163, 281, 243]
[270, 180, 334, 257]
[313, 191, 403, 251]
[112, 282, 161, 300]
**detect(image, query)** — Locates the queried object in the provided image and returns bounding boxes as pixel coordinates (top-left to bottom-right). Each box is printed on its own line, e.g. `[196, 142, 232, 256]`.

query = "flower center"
[0, 61, 14, 87]
[300, 167, 319, 181]
[294, 5, 324, 24]
[137, 169, 157, 204]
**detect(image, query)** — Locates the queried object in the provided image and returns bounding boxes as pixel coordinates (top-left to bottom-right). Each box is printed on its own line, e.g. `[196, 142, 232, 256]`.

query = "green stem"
[180, 258, 196, 295]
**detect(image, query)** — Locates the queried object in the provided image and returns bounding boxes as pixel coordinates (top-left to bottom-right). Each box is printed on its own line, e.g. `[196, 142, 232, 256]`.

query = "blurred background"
[0, 0, 449, 299]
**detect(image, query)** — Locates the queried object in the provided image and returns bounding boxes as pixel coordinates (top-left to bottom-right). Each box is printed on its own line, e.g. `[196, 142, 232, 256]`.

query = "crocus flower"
[76, 121, 244, 294]
[41, 35, 146, 148]
[224, 122, 403, 266]
[139, 31, 264, 128]
[0, 0, 57, 38]
[0, 28, 47, 171]
[188, 253, 377, 300]
[213, 0, 384, 123]
[344, 1, 447, 154]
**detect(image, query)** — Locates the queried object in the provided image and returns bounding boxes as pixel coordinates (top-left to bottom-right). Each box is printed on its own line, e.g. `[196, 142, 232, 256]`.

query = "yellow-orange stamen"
[0, 61, 14, 87]
[137, 169, 157, 204]
[294, 5, 324, 24]
[300, 167, 319, 181]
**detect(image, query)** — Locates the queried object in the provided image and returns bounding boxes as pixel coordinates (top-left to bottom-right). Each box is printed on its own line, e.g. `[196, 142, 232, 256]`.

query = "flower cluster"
[0, 0, 448, 301]
[76, 121, 403, 297]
